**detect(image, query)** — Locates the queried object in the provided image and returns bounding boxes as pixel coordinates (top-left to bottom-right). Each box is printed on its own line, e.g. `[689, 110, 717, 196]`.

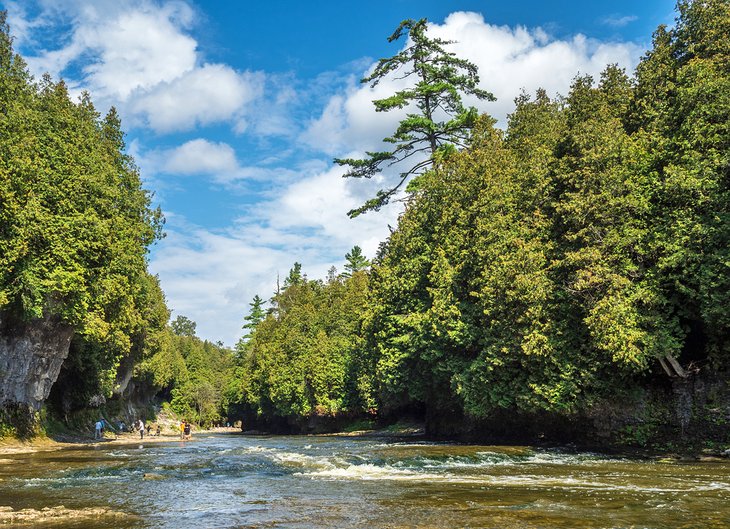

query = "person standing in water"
[94, 419, 103, 440]
[183, 420, 192, 440]
[138, 418, 145, 439]
[179, 420, 185, 440]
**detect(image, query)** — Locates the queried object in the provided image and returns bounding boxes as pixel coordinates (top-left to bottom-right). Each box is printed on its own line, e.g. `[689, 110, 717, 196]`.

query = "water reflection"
[0, 434, 728, 528]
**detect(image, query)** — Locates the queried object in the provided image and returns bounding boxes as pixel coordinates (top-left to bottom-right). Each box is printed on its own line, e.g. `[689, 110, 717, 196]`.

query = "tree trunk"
[664, 354, 688, 378]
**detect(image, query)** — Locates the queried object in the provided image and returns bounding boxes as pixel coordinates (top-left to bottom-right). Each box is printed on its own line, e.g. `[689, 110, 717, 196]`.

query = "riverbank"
[3, 421, 728, 461]
[0, 426, 240, 456]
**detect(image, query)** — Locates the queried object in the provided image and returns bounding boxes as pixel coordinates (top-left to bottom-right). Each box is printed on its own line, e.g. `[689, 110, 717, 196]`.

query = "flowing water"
[0, 433, 728, 528]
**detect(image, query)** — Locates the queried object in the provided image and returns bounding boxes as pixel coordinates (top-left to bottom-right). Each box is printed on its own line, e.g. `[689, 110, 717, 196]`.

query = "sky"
[3, 0, 677, 345]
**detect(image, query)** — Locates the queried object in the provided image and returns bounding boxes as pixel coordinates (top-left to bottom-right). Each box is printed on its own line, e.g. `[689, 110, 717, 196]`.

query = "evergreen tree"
[342, 246, 371, 277]
[0, 13, 167, 413]
[284, 262, 303, 287]
[336, 18, 494, 217]
[242, 295, 266, 337]
[171, 315, 196, 337]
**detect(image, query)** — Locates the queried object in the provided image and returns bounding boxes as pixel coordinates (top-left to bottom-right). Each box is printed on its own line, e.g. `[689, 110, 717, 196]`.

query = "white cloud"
[80, 4, 197, 100]
[601, 14, 639, 28]
[303, 11, 644, 157]
[163, 139, 240, 176]
[131, 66, 263, 133]
[136, 139, 308, 186]
[17, 1, 196, 94]
[12, 0, 264, 134]
[267, 166, 398, 258]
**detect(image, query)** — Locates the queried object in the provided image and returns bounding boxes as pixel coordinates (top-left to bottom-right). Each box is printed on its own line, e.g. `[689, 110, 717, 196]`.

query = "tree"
[229, 261, 373, 419]
[342, 246, 371, 277]
[242, 295, 265, 336]
[335, 18, 494, 217]
[284, 262, 303, 287]
[630, 0, 730, 369]
[171, 315, 196, 337]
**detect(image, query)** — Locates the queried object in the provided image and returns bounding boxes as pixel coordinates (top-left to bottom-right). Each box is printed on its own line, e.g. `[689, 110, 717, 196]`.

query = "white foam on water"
[372, 442, 430, 449]
[294, 460, 730, 492]
[299, 463, 445, 482]
[269, 451, 348, 473]
[241, 445, 276, 454]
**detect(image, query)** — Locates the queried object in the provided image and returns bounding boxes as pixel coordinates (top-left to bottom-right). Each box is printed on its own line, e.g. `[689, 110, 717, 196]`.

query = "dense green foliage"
[0, 12, 170, 413]
[230, 264, 373, 419]
[136, 316, 235, 427]
[365, 0, 729, 418]
[336, 18, 494, 216]
[0, 15, 234, 430]
[230, 2, 729, 434]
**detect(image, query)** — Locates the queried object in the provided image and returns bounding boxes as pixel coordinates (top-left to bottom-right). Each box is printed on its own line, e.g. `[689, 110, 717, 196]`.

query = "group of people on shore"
[93, 417, 206, 442]
[133, 419, 161, 439]
[94, 418, 162, 440]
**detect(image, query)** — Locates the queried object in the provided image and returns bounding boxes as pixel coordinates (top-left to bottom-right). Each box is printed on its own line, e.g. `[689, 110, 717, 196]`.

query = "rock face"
[0, 312, 73, 410]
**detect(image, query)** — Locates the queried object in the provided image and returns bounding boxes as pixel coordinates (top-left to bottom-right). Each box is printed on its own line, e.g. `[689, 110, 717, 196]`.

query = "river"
[0, 433, 728, 528]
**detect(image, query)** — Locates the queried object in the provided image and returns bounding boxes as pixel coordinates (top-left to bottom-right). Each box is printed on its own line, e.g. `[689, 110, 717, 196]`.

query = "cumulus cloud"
[303, 12, 644, 156]
[135, 139, 309, 187]
[11, 0, 263, 134]
[163, 139, 240, 176]
[78, 4, 197, 100]
[131, 66, 263, 132]
[265, 166, 398, 258]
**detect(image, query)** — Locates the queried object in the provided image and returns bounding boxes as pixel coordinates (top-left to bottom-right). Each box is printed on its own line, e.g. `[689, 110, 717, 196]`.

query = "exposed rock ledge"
[0, 312, 73, 410]
[0, 505, 133, 526]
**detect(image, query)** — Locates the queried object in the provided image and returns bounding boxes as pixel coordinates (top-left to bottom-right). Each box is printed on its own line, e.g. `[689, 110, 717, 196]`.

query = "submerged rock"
[142, 472, 166, 480]
[0, 505, 133, 525]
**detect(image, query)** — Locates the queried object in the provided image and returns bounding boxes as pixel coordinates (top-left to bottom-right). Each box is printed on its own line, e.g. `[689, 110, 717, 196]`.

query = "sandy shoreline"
[0, 427, 240, 456]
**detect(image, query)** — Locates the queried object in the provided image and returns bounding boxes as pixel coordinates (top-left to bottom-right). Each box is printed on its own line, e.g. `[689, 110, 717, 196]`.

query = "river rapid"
[0, 433, 728, 528]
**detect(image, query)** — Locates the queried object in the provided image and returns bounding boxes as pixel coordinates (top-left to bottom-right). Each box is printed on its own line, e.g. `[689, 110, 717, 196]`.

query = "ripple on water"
[2, 436, 729, 529]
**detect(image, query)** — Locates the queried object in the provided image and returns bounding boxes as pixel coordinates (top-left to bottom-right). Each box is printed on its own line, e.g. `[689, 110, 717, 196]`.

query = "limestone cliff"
[0, 312, 73, 410]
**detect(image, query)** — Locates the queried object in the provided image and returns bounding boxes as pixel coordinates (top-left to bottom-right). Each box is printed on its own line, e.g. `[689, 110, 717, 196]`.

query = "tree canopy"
[0, 11, 166, 411]
[227, 2, 729, 445]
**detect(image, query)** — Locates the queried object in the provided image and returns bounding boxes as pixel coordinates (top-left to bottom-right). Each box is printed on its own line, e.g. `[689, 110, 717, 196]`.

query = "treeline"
[0, 12, 232, 433]
[229, 1, 729, 437]
[230, 256, 373, 423]
[139, 315, 235, 427]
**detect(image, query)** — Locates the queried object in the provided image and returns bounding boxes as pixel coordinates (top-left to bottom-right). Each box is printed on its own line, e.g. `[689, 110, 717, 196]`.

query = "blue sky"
[4, 0, 676, 345]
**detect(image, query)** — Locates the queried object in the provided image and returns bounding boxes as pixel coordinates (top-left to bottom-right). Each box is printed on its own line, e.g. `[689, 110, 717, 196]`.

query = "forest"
[0, 0, 728, 449]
